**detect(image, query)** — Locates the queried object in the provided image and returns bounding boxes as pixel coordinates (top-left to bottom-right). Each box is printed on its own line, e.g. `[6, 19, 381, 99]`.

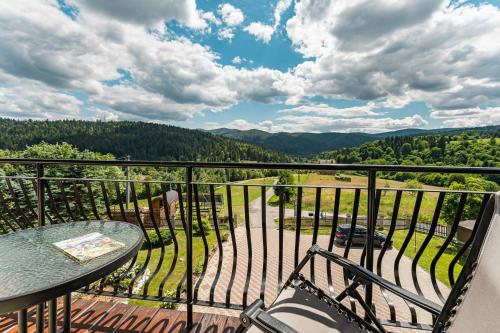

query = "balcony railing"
[0, 158, 499, 331]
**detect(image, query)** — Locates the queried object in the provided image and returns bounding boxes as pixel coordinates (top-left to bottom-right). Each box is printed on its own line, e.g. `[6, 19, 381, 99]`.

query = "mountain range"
[0, 118, 497, 161]
[208, 126, 500, 156]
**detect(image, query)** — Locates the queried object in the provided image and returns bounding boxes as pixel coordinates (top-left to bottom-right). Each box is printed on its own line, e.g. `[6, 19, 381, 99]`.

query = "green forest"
[0, 118, 289, 163]
[321, 129, 500, 186]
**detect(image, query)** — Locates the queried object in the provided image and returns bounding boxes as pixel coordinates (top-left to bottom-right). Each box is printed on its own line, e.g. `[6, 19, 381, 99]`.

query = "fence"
[0, 158, 498, 330]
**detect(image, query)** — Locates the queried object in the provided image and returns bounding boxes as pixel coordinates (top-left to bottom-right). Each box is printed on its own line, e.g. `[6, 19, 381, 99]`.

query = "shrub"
[193, 218, 211, 235]
[335, 175, 351, 182]
[404, 179, 423, 190]
[193, 261, 204, 276]
[104, 262, 144, 292]
[160, 289, 178, 309]
[220, 231, 230, 242]
[143, 228, 175, 249]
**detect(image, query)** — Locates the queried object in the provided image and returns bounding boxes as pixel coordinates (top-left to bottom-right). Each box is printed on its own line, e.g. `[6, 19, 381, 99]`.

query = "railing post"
[185, 166, 194, 331]
[365, 169, 376, 317]
[36, 163, 47, 333]
[36, 163, 45, 227]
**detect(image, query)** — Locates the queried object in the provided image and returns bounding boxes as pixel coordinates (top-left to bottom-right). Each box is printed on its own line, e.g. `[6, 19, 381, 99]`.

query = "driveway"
[191, 191, 450, 332]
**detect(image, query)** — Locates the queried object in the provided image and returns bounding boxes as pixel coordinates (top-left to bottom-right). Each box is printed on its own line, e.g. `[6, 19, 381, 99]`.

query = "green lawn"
[129, 229, 227, 308]
[390, 230, 463, 288]
[215, 177, 276, 217]
[116, 177, 275, 308]
[269, 173, 445, 224]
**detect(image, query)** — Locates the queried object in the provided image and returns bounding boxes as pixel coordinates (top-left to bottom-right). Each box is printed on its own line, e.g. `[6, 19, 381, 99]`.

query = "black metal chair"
[240, 193, 499, 333]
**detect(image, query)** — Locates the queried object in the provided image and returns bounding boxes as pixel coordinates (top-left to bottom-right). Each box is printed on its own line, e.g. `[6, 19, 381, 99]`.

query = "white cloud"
[0, 0, 297, 122]
[287, 0, 500, 115]
[218, 3, 244, 26]
[244, 22, 274, 43]
[77, 0, 207, 29]
[205, 119, 277, 132]
[232, 56, 242, 64]
[0, 83, 82, 120]
[245, 0, 292, 43]
[218, 27, 235, 41]
[1, 0, 499, 130]
[275, 114, 428, 133]
[277, 103, 378, 117]
[274, 0, 292, 29]
[431, 107, 500, 128]
[205, 114, 428, 133]
[202, 11, 221, 26]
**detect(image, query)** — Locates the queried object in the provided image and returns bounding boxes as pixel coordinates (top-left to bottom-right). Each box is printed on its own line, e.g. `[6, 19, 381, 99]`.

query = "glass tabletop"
[0, 221, 143, 313]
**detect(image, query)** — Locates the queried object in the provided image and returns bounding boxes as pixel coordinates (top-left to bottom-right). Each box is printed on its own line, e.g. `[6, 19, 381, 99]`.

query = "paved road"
[190, 191, 450, 332]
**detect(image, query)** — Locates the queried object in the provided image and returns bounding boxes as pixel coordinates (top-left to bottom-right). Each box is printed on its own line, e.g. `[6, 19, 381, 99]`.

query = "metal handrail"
[0, 158, 499, 174]
[0, 158, 498, 332]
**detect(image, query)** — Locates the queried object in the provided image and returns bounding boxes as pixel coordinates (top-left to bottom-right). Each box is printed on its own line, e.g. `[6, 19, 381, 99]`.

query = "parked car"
[335, 224, 391, 248]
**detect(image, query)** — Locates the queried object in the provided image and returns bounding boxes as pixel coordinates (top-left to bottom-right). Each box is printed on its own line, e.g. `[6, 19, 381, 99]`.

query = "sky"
[0, 0, 500, 133]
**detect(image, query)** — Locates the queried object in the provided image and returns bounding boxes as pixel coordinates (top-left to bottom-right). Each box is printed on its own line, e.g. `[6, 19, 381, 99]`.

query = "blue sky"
[0, 0, 499, 133]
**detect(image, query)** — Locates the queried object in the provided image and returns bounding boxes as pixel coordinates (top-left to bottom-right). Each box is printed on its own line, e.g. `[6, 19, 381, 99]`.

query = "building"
[457, 219, 475, 243]
[150, 190, 179, 224]
[318, 159, 337, 175]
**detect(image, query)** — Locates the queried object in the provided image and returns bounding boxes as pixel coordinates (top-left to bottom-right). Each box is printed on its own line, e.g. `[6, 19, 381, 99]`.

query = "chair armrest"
[309, 245, 442, 316]
[240, 300, 298, 333]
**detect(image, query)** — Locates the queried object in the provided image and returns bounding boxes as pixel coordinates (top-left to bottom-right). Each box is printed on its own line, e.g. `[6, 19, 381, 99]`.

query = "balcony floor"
[0, 299, 242, 333]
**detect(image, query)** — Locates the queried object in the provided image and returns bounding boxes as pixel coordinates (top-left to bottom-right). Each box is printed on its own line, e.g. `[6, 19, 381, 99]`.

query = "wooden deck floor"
[0, 299, 243, 333]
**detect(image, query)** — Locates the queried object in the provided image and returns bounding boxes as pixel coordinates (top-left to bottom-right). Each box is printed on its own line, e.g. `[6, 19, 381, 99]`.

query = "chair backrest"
[434, 192, 499, 332]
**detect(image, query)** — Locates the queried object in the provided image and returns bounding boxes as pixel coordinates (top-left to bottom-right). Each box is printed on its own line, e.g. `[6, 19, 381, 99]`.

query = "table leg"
[17, 308, 27, 333]
[36, 303, 45, 333]
[48, 299, 57, 333]
[63, 293, 71, 333]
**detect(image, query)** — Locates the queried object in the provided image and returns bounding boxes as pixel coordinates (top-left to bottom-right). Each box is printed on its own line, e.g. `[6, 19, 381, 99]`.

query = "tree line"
[0, 118, 289, 163]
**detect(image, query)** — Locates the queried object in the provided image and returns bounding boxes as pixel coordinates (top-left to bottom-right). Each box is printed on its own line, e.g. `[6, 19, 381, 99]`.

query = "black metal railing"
[0, 158, 499, 331]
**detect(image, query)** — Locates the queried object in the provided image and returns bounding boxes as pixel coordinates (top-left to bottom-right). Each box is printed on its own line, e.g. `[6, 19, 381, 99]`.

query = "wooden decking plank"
[0, 311, 20, 332]
[222, 316, 243, 333]
[193, 313, 229, 333]
[3, 307, 38, 333]
[140, 308, 182, 333]
[0, 300, 244, 333]
[71, 301, 117, 333]
[163, 311, 204, 333]
[111, 305, 159, 333]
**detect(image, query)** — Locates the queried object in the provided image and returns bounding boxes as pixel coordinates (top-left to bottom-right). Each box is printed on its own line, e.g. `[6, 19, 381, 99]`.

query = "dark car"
[335, 224, 391, 248]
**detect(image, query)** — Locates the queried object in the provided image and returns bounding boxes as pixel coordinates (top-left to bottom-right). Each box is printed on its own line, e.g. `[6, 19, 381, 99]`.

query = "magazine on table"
[53, 232, 124, 262]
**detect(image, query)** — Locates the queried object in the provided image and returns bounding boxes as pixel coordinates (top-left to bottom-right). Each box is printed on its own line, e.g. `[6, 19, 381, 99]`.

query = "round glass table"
[0, 221, 143, 333]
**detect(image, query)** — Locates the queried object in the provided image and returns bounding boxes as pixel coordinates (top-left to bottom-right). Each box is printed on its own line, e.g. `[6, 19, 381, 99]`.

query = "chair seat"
[246, 287, 365, 333]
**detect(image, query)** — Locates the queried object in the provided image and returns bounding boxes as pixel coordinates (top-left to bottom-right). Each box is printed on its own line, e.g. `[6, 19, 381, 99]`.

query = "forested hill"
[320, 129, 500, 187]
[0, 119, 289, 162]
[323, 129, 500, 167]
[209, 125, 500, 156]
[209, 128, 374, 155]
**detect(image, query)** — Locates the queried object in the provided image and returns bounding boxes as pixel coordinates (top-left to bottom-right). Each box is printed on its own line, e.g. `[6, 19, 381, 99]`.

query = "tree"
[430, 147, 442, 160]
[442, 177, 499, 224]
[273, 171, 296, 203]
[400, 143, 412, 156]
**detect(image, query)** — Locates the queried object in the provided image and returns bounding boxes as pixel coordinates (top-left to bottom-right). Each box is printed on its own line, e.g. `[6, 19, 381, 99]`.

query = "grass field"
[129, 229, 227, 308]
[214, 177, 276, 217]
[269, 173, 446, 224]
[391, 230, 463, 288]
[126, 178, 275, 308]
